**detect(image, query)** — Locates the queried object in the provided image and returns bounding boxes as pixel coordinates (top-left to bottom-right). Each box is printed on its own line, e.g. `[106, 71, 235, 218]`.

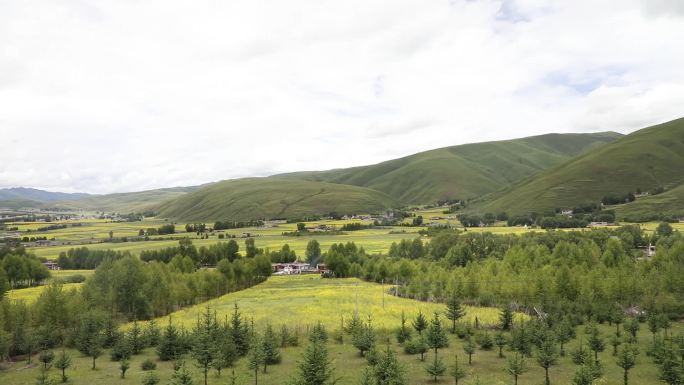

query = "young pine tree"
[426, 313, 449, 354]
[142, 371, 161, 385]
[38, 349, 54, 369]
[505, 353, 527, 385]
[395, 311, 412, 344]
[588, 326, 605, 364]
[555, 318, 575, 356]
[615, 344, 638, 385]
[191, 308, 218, 385]
[463, 337, 476, 365]
[157, 319, 183, 361]
[449, 354, 467, 385]
[262, 323, 281, 372]
[445, 293, 466, 334]
[247, 334, 265, 385]
[494, 332, 508, 358]
[373, 346, 407, 385]
[413, 311, 428, 336]
[352, 317, 376, 357]
[426, 351, 447, 382]
[231, 302, 251, 356]
[53, 349, 71, 383]
[170, 361, 194, 385]
[536, 333, 559, 385]
[119, 359, 130, 378]
[290, 332, 336, 385]
[499, 306, 514, 331]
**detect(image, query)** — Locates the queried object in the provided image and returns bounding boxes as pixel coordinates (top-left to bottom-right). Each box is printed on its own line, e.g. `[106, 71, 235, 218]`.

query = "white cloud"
[0, 0, 682, 193]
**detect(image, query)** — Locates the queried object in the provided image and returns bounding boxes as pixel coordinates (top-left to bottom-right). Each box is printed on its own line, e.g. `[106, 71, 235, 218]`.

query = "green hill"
[476, 117, 684, 215]
[283, 132, 621, 203]
[157, 177, 400, 221]
[614, 183, 684, 221]
[47, 187, 199, 213]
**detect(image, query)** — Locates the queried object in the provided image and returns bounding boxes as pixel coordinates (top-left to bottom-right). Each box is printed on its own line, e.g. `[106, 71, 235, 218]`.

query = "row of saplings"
[30, 301, 684, 385]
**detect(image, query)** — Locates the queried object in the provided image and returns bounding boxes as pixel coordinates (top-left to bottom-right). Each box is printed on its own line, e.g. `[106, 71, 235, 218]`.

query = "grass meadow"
[0, 275, 677, 385]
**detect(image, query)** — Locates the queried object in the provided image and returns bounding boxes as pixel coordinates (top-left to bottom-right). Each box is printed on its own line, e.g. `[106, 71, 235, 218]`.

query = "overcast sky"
[1, 0, 683, 194]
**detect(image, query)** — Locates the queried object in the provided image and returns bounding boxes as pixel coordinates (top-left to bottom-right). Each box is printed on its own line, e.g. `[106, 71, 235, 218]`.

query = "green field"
[0, 275, 677, 385]
[142, 275, 519, 331]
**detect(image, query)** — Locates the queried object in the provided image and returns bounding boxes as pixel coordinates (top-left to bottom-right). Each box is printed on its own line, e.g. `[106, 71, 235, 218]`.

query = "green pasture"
[6, 283, 83, 302]
[0, 275, 678, 385]
[142, 275, 520, 331]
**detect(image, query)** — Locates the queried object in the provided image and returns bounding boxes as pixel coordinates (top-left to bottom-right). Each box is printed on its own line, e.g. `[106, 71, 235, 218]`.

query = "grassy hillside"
[284, 132, 621, 203]
[47, 186, 198, 213]
[157, 177, 399, 221]
[615, 182, 684, 220]
[477, 117, 684, 215]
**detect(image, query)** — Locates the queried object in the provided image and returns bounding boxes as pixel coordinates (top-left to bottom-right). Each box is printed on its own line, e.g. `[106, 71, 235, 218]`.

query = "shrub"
[141, 358, 157, 371]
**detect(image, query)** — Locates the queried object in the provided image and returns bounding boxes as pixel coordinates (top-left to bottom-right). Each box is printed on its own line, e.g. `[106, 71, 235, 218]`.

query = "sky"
[1, 0, 683, 194]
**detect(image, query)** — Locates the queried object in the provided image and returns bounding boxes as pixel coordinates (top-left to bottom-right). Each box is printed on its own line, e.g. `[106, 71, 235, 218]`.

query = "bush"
[141, 359, 157, 371]
[64, 274, 86, 283]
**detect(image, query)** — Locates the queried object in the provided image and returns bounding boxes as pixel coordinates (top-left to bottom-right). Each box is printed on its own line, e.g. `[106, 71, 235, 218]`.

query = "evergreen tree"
[658, 345, 682, 385]
[119, 359, 130, 378]
[499, 306, 514, 331]
[536, 333, 558, 385]
[142, 371, 160, 385]
[647, 313, 661, 344]
[129, 320, 144, 354]
[426, 313, 448, 354]
[53, 349, 71, 383]
[247, 334, 265, 385]
[463, 337, 475, 365]
[157, 319, 183, 361]
[510, 323, 532, 357]
[588, 326, 605, 364]
[445, 293, 466, 333]
[231, 303, 250, 356]
[412, 311, 428, 336]
[625, 317, 639, 342]
[144, 319, 161, 347]
[170, 361, 194, 385]
[111, 336, 132, 361]
[449, 354, 466, 385]
[373, 345, 407, 385]
[309, 322, 328, 344]
[505, 353, 527, 385]
[611, 333, 623, 356]
[352, 317, 376, 357]
[555, 318, 575, 356]
[395, 311, 411, 344]
[494, 332, 507, 358]
[290, 333, 336, 385]
[191, 307, 218, 385]
[213, 325, 238, 376]
[34, 369, 54, 385]
[571, 340, 590, 365]
[75, 312, 103, 370]
[615, 344, 638, 385]
[262, 323, 281, 372]
[426, 351, 446, 382]
[38, 349, 54, 369]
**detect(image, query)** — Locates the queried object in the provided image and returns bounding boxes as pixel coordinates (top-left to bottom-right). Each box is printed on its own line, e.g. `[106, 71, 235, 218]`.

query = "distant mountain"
[47, 186, 202, 213]
[157, 177, 400, 221]
[476, 117, 684, 216]
[0, 187, 91, 203]
[281, 132, 622, 204]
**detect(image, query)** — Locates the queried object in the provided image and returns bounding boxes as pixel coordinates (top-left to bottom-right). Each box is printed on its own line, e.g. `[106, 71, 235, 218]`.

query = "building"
[42, 261, 60, 270]
[272, 262, 328, 275]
